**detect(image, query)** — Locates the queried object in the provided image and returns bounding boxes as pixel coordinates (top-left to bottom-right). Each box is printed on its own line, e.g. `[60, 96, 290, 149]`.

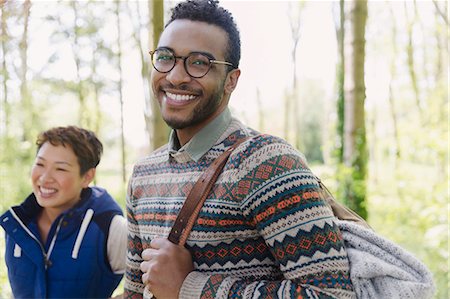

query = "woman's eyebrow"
[36, 156, 73, 166]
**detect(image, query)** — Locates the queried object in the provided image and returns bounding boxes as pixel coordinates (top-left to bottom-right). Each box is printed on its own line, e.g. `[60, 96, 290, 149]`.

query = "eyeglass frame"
[149, 47, 236, 78]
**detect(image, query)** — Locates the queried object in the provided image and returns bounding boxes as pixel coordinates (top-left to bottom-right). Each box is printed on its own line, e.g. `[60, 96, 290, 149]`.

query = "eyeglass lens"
[151, 49, 212, 78]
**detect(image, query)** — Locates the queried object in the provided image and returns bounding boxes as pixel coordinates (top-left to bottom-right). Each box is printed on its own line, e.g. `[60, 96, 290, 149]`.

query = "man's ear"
[224, 68, 241, 94]
[81, 168, 96, 188]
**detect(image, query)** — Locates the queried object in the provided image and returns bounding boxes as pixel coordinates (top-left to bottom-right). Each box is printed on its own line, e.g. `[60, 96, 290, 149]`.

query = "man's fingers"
[142, 271, 149, 284]
[150, 237, 166, 249]
[141, 260, 152, 284]
[140, 260, 150, 272]
[141, 248, 154, 260]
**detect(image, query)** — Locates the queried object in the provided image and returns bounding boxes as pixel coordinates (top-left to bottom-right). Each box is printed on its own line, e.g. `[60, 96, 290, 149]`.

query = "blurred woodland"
[0, 0, 448, 297]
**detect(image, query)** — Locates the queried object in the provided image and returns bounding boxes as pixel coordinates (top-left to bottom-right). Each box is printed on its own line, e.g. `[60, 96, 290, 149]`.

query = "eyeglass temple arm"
[210, 60, 234, 68]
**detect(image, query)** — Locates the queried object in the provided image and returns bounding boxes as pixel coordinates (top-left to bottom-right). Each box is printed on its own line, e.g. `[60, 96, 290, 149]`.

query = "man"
[124, 0, 355, 298]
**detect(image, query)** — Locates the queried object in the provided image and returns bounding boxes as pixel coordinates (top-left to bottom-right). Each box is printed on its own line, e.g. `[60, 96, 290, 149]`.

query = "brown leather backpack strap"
[168, 137, 250, 246]
[316, 178, 371, 229]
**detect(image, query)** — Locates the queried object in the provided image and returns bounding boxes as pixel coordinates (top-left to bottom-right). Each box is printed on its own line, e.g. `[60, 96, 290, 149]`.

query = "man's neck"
[176, 107, 226, 146]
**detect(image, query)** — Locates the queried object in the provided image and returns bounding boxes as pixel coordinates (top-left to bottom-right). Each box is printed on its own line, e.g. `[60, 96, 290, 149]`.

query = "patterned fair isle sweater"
[124, 119, 356, 299]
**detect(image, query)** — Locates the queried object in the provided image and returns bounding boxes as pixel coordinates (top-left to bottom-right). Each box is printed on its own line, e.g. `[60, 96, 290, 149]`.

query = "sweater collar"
[168, 108, 232, 162]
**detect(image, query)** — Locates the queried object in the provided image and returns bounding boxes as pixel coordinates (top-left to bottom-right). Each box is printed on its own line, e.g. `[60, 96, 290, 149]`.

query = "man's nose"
[165, 59, 191, 86]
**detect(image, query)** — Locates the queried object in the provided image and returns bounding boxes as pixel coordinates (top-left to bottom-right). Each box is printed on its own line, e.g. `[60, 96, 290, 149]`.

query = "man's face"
[151, 20, 235, 134]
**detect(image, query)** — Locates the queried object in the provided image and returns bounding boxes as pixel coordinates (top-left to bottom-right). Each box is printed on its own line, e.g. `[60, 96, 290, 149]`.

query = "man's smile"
[165, 91, 196, 102]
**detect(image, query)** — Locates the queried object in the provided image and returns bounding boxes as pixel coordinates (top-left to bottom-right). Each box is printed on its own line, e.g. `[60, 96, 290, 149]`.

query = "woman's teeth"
[40, 187, 57, 195]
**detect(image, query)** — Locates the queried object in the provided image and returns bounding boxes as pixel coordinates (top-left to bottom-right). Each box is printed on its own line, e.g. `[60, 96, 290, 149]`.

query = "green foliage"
[368, 160, 448, 299]
[351, 128, 368, 219]
[335, 163, 367, 219]
[335, 78, 345, 162]
[297, 80, 326, 164]
[315, 158, 448, 299]
[335, 127, 368, 220]
[0, 136, 34, 213]
[302, 118, 323, 163]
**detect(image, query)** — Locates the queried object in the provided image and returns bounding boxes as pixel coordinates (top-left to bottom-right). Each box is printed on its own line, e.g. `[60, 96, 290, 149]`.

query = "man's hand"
[140, 238, 194, 298]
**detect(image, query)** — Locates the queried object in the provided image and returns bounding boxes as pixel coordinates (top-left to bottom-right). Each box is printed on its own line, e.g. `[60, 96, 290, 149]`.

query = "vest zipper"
[43, 253, 52, 268]
[9, 208, 64, 269]
[45, 217, 65, 269]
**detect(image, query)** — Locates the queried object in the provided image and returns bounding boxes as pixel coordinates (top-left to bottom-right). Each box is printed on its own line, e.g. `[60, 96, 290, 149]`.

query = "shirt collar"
[168, 108, 232, 162]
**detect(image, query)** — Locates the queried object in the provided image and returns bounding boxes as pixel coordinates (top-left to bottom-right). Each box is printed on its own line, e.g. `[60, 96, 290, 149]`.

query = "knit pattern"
[124, 119, 355, 299]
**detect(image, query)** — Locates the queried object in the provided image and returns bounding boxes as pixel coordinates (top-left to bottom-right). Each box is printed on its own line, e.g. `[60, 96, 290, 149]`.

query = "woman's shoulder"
[86, 187, 123, 216]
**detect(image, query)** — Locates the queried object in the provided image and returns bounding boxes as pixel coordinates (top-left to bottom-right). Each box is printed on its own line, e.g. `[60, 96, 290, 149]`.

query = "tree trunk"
[1, 0, 10, 134]
[70, 1, 88, 128]
[291, 31, 300, 150]
[287, 2, 303, 149]
[333, 0, 345, 163]
[413, 1, 430, 91]
[283, 89, 291, 142]
[388, 4, 401, 161]
[404, 2, 423, 120]
[90, 49, 101, 135]
[433, 2, 448, 127]
[432, 0, 449, 26]
[149, 0, 169, 149]
[115, 0, 126, 183]
[368, 104, 377, 185]
[129, 0, 168, 150]
[255, 87, 264, 131]
[434, 5, 444, 84]
[343, 0, 368, 219]
[19, 0, 35, 142]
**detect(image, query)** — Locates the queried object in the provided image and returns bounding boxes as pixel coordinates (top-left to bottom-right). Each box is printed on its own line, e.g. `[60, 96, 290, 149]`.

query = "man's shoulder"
[238, 133, 292, 154]
[229, 132, 308, 168]
[224, 117, 290, 148]
[248, 133, 287, 146]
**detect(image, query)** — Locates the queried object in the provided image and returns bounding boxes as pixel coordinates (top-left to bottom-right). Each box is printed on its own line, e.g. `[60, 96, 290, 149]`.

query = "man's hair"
[36, 126, 103, 175]
[167, 0, 241, 69]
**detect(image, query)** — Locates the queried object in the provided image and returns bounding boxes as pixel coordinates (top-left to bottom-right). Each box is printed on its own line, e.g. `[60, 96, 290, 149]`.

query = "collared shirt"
[168, 108, 232, 162]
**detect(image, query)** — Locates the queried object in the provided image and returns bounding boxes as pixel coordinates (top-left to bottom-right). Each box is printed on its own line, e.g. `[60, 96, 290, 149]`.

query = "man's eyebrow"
[157, 47, 216, 59]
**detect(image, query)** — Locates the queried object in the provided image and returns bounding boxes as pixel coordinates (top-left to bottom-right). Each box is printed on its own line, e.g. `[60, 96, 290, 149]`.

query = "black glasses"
[149, 47, 235, 78]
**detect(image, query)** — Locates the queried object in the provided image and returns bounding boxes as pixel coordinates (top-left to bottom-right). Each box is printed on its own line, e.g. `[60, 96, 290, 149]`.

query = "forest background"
[0, 0, 448, 298]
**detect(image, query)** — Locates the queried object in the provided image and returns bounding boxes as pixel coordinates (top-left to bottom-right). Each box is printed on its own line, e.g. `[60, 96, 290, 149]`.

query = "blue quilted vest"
[1, 187, 124, 298]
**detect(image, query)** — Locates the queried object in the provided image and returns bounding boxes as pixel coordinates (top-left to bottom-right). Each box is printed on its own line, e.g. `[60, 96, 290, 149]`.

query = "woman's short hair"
[36, 126, 103, 175]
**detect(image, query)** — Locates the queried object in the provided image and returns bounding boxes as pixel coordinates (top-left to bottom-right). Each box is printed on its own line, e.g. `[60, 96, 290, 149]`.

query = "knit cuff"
[179, 271, 210, 298]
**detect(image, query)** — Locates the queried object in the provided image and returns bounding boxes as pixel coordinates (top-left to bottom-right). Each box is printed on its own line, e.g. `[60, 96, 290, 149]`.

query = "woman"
[1, 126, 126, 298]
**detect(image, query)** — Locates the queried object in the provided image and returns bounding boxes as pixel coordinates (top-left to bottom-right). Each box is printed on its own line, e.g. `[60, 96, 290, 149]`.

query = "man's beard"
[164, 81, 225, 130]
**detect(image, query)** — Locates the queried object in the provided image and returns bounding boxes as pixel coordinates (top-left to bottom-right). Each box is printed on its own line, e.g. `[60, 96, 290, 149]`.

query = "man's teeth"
[166, 92, 195, 101]
[40, 187, 57, 195]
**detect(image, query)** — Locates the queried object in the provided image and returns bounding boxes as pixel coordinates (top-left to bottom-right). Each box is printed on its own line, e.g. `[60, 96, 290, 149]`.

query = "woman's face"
[31, 142, 93, 215]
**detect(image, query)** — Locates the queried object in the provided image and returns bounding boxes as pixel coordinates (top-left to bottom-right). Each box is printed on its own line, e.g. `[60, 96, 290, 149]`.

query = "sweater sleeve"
[179, 136, 355, 299]
[107, 215, 127, 273]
